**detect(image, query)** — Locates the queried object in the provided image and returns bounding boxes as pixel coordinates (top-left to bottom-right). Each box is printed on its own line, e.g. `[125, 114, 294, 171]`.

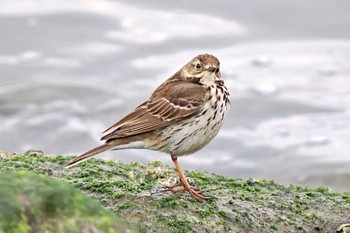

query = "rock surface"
[0, 171, 134, 233]
[0, 153, 349, 233]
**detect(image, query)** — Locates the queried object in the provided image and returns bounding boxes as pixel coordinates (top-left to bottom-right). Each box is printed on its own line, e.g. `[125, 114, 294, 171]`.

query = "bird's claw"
[337, 223, 350, 233]
[160, 179, 213, 201]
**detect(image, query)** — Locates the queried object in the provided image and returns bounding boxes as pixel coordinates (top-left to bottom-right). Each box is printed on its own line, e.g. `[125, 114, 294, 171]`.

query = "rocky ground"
[0, 152, 349, 233]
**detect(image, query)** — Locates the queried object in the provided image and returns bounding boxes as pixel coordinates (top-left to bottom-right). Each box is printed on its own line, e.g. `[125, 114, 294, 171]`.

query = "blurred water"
[1, 0, 350, 191]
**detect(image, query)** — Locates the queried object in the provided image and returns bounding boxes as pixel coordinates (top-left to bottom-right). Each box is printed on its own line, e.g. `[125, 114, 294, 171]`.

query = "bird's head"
[182, 54, 221, 85]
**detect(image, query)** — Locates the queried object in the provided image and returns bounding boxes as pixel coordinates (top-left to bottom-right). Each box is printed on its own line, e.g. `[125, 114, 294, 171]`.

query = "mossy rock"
[1, 153, 350, 233]
[0, 171, 134, 233]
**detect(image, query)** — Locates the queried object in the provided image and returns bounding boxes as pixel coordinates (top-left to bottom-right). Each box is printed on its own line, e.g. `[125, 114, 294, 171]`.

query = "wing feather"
[101, 79, 206, 141]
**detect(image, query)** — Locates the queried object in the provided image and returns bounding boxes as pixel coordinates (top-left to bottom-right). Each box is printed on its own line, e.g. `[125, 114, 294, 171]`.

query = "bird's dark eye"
[216, 68, 220, 73]
[195, 63, 201, 69]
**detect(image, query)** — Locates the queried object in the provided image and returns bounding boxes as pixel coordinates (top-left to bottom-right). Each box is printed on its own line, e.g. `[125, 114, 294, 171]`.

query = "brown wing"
[101, 79, 206, 141]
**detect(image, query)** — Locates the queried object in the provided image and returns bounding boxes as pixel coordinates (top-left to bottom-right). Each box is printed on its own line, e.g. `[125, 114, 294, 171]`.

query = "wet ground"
[1, 0, 349, 191]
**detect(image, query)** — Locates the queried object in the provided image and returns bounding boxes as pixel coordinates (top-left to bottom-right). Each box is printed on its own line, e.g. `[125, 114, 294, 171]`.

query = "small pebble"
[0, 151, 17, 159]
[24, 150, 44, 157]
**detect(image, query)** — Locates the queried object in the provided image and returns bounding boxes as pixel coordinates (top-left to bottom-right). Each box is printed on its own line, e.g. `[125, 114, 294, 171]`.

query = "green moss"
[157, 196, 179, 209]
[195, 200, 218, 218]
[0, 171, 134, 233]
[156, 214, 194, 233]
[269, 224, 278, 231]
[116, 201, 136, 211]
[0, 154, 349, 233]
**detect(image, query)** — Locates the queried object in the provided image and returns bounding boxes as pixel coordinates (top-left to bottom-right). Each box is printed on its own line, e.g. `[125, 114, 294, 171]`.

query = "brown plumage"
[66, 54, 230, 200]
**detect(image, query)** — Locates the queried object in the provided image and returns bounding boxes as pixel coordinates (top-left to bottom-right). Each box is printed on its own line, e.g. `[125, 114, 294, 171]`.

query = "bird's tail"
[66, 143, 115, 168]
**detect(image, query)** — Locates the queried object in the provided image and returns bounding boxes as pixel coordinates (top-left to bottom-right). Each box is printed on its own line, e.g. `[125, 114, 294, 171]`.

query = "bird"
[66, 54, 230, 201]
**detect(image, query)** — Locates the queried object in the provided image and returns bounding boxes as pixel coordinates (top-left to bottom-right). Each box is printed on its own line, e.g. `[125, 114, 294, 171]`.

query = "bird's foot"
[161, 181, 202, 193]
[160, 179, 213, 201]
[337, 223, 350, 233]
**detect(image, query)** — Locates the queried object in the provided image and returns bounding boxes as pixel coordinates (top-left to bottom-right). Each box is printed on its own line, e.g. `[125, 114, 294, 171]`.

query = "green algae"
[0, 171, 134, 233]
[1, 153, 349, 233]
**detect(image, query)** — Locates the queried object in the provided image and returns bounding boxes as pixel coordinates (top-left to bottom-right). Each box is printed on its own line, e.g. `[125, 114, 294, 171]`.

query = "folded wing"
[101, 80, 206, 141]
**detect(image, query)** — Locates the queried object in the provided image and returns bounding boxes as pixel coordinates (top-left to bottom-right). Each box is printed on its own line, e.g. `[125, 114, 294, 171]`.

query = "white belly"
[158, 86, 230, 156]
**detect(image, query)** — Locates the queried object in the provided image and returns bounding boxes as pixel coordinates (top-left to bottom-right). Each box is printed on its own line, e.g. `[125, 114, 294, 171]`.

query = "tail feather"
[66, 143, 115, 168]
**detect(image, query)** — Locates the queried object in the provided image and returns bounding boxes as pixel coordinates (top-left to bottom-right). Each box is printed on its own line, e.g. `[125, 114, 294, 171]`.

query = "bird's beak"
[208, 66, 218, 73]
